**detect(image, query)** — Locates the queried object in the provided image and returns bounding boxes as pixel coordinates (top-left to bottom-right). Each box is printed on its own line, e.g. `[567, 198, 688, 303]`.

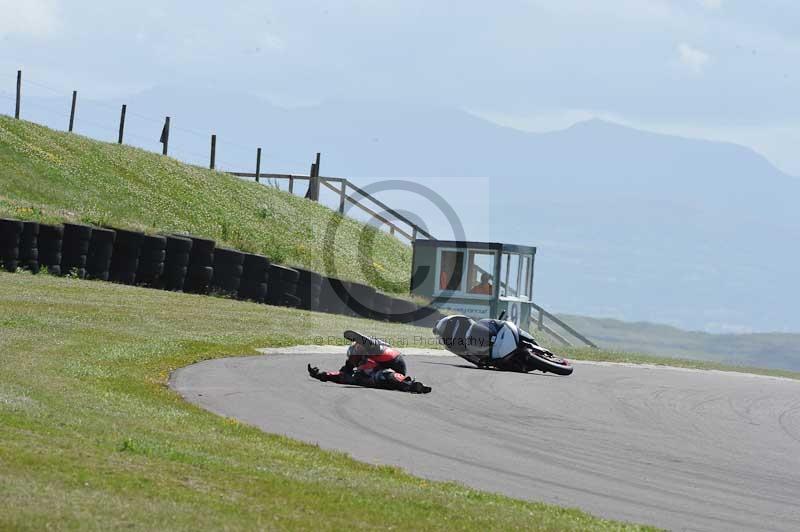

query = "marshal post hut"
[410, 239, 537, 326]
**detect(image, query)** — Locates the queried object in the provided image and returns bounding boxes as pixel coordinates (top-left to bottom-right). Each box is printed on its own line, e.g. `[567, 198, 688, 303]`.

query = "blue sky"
[3, 0, 800, 174]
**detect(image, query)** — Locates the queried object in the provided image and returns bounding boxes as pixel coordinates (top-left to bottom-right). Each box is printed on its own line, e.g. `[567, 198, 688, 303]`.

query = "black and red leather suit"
[308, 340, 430, 393]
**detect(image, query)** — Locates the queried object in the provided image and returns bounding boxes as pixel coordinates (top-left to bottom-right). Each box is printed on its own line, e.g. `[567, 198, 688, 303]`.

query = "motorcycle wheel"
[526, 349, 574, 376]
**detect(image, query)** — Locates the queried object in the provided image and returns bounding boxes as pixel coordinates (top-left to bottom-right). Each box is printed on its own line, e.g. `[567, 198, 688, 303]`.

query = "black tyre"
[137, 260, 165, 276]
[295, 269, 323, 310]
[213, 247, 245, 267]
[63, 223, 92, 240]
[213, 264, 244, 278]
[184, 235, 215, 268]
[525, 349, 574, 376]
[136, 262, 165, 286]
[268, 278, 298, 296]
[319, 277, 351, 315]
[165, 234, 193, 254]
[38, 225, 63, 266]
[0, 218, 23, 251]
[212, 276, 241, 294]
[39, 251, 62, 270]
[20, 247, 39, 261]
[182, 235, 214, 255]
[347, 282, 375, 318]
[237, 279, 268, 302]
[369, 292, 394, 321]
[44, 264, 62, 276]
[111, 229, 144, 256]
[184, 266, 213, 294]
[271, 293, 301, 308]
[19, 222, 39, 268]
[162, 266, 188, 291]
[1, 258, 18, 272]
[61, 223, 92, 272]
[24, 260, 41, 274]
[109, 270, 136, 285]
[241, 253, 270, 282]
[139, 248, 166, 263]
[269, 264, 299, 284]
[87, 227, 115, 278]
[389, 298, 417, 324]
[163, 252, 190, 272]
[86, 270, 110, 282]
[1, 246, 19, 261]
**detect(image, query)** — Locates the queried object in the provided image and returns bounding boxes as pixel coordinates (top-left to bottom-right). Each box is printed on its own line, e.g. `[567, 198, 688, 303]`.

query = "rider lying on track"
[307, 330, 432, 394]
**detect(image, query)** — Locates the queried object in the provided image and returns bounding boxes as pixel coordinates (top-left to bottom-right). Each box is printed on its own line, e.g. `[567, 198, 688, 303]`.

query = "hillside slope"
[0, 115, 411, 293]
[560, 313, 800, 371]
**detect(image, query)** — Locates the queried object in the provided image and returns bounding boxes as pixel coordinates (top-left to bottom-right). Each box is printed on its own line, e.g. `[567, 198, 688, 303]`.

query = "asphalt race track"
[171, 349, 800, 531]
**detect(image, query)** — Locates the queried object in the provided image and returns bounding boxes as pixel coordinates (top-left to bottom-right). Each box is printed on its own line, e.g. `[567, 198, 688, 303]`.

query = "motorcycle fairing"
[491, 321, 520, 359]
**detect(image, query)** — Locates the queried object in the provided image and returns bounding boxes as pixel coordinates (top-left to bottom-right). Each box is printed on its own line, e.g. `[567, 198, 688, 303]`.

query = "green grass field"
[0, 272, 659, 531]
[0, 115, 410, 293]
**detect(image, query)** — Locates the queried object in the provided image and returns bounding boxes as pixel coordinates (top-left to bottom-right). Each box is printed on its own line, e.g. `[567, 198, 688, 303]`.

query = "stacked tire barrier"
[60, 223, 93, 279]
[295, 268, 323, 311]
[0, 218, 23, 272]
[86, 227, 115, 281]
[347, 282, 376, 319]
[238, 253, 270, 302]
[161, 235, 192, 291]
[109, 229, 144, 285]
[370, 291, 394, 322]
[267, 264, 301, 307]
[38, 224, 63, 275]
[210, 247, 244, 297]
[136, 235, 167, 287]
[0, 217, 444, 326]
[318, 277, 352, 315]
[19, 221, 40, 273]
[184, 235, 214, 294]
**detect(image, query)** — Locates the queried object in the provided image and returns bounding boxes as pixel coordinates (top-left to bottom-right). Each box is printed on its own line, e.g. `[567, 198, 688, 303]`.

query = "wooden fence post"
[209, 134, 216, 169]
[68, 90, 77, 132]
[118, 104, 126, 144]
[289, 176, 294, 193]
[15, 70, 21, 119]
[537, 308, 544, 331]
[412, 227, 418, 241]
[160, 116, 170, 155]
[305, 163, 317, 200]
[314, 152, 321, 201]
[338, 180, 347, 214]
[255, 147, 262, 183]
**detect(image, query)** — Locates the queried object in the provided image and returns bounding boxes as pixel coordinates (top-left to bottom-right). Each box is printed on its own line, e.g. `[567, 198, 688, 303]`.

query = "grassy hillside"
[0, 115, 410, 293]
[0, 272, 655, 531]
[559, 314, 800, 372]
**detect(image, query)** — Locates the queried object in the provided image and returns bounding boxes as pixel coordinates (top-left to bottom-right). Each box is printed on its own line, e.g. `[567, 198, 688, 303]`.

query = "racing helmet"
[346, 342, 368, 366]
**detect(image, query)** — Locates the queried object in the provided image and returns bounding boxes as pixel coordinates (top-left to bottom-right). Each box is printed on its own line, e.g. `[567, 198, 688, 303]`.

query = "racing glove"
[307, 364, 328, 381]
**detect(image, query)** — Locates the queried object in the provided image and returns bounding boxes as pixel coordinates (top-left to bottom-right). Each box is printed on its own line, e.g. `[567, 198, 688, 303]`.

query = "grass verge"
[0, 272, 657, 531]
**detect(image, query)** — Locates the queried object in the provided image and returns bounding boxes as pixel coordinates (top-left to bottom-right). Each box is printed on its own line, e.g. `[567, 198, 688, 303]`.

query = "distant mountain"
[16, 86, 800, 334]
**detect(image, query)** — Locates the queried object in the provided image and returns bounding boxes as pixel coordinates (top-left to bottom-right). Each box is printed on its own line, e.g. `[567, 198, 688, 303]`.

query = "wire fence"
[4, 69, 434, 241]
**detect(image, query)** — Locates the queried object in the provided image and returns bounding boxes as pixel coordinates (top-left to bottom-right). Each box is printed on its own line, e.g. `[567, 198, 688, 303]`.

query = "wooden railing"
[230, 171, 435, 242]
[529, 302, 598, 348]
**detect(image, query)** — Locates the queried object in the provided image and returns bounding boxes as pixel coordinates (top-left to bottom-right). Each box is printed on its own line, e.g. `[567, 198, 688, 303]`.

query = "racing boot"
[396, 375, 432, 394]
[344, 330, 388, 354]
[409, 380, 432, 394]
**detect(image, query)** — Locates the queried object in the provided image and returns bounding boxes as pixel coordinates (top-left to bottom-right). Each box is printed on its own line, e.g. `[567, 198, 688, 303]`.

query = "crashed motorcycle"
[432, 314, 573, 375]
